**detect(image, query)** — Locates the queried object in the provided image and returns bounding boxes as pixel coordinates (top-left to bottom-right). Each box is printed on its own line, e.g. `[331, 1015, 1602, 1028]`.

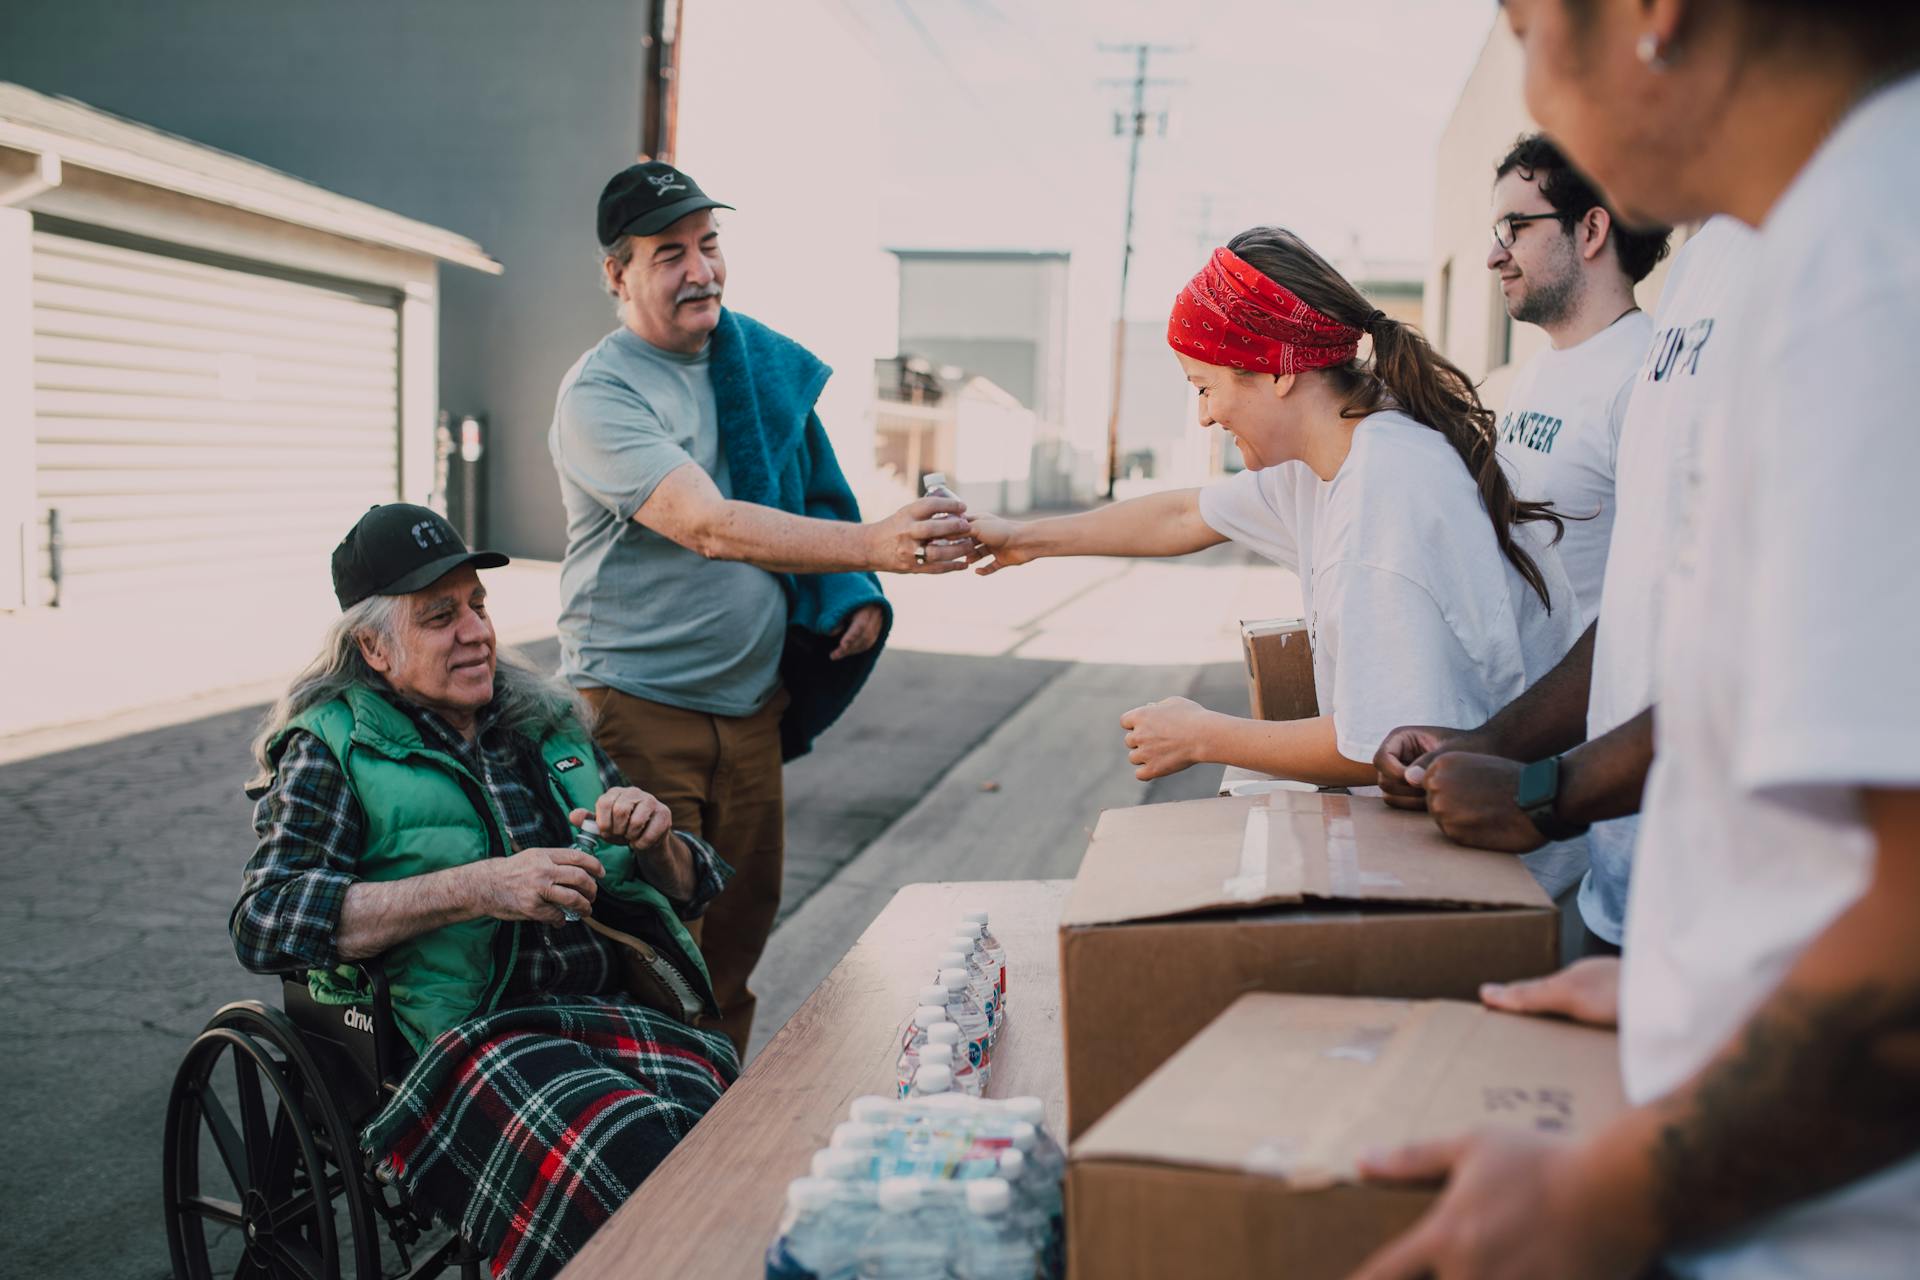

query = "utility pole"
[1099, 42, 1181, 500]
[641, 0, 686, 161]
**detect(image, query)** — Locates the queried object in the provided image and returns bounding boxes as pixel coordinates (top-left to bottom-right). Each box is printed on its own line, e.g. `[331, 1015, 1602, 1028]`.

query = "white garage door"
[30, 231, 402, 603]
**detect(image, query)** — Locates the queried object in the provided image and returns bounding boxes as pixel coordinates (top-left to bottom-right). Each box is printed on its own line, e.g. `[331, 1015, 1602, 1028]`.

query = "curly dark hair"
[1495, 134, 1671, 284]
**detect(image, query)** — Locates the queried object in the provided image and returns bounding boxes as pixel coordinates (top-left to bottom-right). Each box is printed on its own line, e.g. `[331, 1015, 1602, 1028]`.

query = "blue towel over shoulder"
[708, 309, 891, 761]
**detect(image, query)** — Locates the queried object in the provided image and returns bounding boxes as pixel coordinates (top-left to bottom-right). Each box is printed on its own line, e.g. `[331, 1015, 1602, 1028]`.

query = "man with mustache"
[548, 161, 965, 1055]
[1488, 134, 1669, 624]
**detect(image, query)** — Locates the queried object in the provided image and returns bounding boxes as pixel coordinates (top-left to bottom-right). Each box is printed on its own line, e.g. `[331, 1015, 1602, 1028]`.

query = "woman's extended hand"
[965, 514, 1033, 575]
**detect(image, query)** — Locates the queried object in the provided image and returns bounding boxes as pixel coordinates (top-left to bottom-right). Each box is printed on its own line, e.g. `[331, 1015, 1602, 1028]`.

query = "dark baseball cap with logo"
[330, 503, 509, 611]
[596, 161, 733, 247]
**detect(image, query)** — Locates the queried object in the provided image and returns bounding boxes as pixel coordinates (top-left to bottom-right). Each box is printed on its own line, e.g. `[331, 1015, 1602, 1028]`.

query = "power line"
[1098, 41, 1184, 500]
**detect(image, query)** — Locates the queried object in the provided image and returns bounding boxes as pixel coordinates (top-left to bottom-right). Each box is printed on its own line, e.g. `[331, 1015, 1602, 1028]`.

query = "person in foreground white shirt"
[966, 227, 1583, 897]
[1350, 3, 1920, 1279]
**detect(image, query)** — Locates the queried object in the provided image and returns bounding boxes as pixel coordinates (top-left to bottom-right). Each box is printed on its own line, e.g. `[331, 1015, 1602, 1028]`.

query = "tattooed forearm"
[1650, 980, 1920, 1244]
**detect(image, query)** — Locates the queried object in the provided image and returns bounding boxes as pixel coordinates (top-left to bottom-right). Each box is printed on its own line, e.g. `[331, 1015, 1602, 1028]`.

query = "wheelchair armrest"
[282, 956, 413, 1092]
[358, 958, 411, 1091]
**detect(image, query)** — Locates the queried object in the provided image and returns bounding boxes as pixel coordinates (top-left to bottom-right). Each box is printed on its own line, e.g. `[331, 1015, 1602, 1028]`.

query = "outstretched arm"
[636, 461, 968, 575]
[966, 487, 1226, 574]
[1122, 698, 1376, 787]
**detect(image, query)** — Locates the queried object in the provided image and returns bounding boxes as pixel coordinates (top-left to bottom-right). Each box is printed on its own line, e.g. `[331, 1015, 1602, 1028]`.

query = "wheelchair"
[162, 964, 485, 1280]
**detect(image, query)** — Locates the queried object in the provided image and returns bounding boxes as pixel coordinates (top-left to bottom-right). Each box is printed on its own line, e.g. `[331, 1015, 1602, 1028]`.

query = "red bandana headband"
[1167, 246, 1362, 375]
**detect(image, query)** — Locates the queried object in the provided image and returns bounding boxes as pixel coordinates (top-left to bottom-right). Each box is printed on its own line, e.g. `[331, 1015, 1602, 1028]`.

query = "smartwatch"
[1514, 755, 1591, 842]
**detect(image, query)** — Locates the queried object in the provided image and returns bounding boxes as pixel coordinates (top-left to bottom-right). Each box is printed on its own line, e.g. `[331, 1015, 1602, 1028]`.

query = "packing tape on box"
[1222, 804, 1273, 901]
[1321, 795, 1404, 894]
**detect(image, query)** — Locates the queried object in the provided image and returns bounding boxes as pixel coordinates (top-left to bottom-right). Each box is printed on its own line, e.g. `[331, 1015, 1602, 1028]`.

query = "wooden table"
[561, 878, 1072, 1279]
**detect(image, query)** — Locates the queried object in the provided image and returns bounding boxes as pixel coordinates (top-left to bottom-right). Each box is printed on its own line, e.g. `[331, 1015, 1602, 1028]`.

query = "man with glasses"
[1488, 134, 1670, 622]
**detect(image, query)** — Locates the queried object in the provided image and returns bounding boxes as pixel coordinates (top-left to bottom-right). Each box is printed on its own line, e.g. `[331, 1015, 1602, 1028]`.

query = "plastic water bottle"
[938, 969, 992, 1084]
[1000, 1100, 1064, 1175]
[955, 1178, 1039, 1280]
[912, 1042, 954, 1094]
[992, 1149, 1050, 1248]
[921, 472, 969, 548]
[945, 934, 998, 1025]
[895, 1006, 950, 1098]
[910, 1062, 953, 1098]
[766, 1176, 870, 1280]
[559, 818, 602, 923]
[924, 1023, 980, 1097]
[999, 1102, 1065, 1276]
[813, 1148, 872, 1181]
[856, 1178, 956, 1280]
[911, 988, 950, 1045]
[961, 911, 1006, 1007]
[829, 1120, 879, 1151]
[947, 932, 1000, 1040]
[903, 998, 947, 1053]
[1005, 1134, 1063, 1277]
[935, 947, 996, 1044]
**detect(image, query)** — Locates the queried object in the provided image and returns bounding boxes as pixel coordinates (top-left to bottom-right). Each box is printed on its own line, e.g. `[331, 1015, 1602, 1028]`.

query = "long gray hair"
[247, 593, 592, 792]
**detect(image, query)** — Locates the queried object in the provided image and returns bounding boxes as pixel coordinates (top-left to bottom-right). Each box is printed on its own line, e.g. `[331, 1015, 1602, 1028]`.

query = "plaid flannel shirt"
[231, 689, 729, 994]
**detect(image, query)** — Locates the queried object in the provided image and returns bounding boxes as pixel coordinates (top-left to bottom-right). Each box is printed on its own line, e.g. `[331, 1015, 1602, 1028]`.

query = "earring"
[1636, 32, 1669, 70]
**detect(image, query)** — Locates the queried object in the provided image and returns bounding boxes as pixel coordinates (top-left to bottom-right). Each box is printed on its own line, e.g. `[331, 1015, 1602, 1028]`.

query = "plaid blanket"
[362, 995, 740, 1280]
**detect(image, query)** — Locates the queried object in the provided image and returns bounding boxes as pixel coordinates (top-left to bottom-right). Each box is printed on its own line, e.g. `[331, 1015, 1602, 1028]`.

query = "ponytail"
[1365, 318, 1565, 610]
[1225, 227, 1565, 611]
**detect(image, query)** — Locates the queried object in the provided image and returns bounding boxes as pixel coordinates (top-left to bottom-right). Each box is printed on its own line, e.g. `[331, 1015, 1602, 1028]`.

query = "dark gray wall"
[0, 0, 651, 558]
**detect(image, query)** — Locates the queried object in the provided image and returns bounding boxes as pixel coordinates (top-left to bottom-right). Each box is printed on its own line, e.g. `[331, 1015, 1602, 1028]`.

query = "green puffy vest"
[275, 685, 717, 1054]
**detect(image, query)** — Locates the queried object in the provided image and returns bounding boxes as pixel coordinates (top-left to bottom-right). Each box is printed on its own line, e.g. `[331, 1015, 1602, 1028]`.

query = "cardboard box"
[1059, 791, 1558, 1138]
[1241, 617, 1319, 721]
[1216, 764, 1316, 797]
[1068, 992, 1626, 1280]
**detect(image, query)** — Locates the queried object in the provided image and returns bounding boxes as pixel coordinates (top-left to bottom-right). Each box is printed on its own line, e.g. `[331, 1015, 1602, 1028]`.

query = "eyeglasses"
[1491, 211, 1569, 249]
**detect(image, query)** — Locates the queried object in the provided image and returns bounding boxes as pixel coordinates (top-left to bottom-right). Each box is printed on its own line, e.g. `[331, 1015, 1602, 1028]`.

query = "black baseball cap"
[330, 503, 509, 611]
[596, 161, 733, 246]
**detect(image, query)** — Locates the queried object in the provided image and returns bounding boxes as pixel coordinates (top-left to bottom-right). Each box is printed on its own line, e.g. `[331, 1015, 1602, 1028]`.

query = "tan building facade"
[1426, 20, 1679, 410]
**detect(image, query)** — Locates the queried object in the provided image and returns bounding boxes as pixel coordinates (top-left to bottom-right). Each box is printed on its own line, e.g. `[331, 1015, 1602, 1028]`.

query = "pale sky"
[839, 0, 1499, 318]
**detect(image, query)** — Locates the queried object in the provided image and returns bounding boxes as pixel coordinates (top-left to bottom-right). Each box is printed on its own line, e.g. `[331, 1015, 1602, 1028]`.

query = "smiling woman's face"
[360, 565, 497, 726]
[1176, 351, 1293, 470]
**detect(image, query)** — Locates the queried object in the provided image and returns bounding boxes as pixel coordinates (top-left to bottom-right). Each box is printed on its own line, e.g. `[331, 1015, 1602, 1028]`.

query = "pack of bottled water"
[765, 1092, 1065, 1280]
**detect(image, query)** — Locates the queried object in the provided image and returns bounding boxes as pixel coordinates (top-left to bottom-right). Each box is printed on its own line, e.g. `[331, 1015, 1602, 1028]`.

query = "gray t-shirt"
[548, 327, 787, 716]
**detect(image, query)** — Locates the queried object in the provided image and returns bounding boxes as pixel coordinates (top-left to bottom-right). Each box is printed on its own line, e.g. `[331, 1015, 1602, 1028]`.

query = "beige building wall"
[1427, 19, 1679, 411]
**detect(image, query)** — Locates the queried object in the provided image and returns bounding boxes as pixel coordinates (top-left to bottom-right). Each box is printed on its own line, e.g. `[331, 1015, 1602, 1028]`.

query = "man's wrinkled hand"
[964, 514, 1030, 576]
[830, 602, 886, 661]
[1374, 724, 1472, 809]
[1119, 696, 1216, 782]
[1349, 1129, 1654, 1280]
[472, 846, 604, 925]
[870, 496, 971, 574]
[577, 786, 672, 852]
[1481, 957, 1621, 1028]
[1419, 751, 1546, 852]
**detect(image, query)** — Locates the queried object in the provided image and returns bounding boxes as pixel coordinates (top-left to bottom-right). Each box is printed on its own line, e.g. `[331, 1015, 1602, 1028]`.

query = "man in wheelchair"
[231, 503, 739, 1280]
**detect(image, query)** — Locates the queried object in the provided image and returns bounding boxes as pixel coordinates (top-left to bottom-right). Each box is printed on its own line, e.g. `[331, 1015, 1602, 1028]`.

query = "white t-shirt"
[1495, 309, 1653, 624]
[1576, 218, 1758, 944]
[1199, 411, 1585, 895]
[1623, 73, 1920, 1280]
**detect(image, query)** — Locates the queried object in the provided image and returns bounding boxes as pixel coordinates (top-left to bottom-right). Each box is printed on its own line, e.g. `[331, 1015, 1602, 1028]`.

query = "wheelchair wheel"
[164, 1001, 382, 1280]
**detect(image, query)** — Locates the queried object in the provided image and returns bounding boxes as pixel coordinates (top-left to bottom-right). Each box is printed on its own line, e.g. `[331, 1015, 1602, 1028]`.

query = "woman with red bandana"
[968, 228, 1585, 890]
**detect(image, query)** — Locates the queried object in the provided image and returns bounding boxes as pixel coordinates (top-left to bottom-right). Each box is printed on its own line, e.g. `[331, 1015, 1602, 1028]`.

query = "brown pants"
[581, 684, 789, 1058]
